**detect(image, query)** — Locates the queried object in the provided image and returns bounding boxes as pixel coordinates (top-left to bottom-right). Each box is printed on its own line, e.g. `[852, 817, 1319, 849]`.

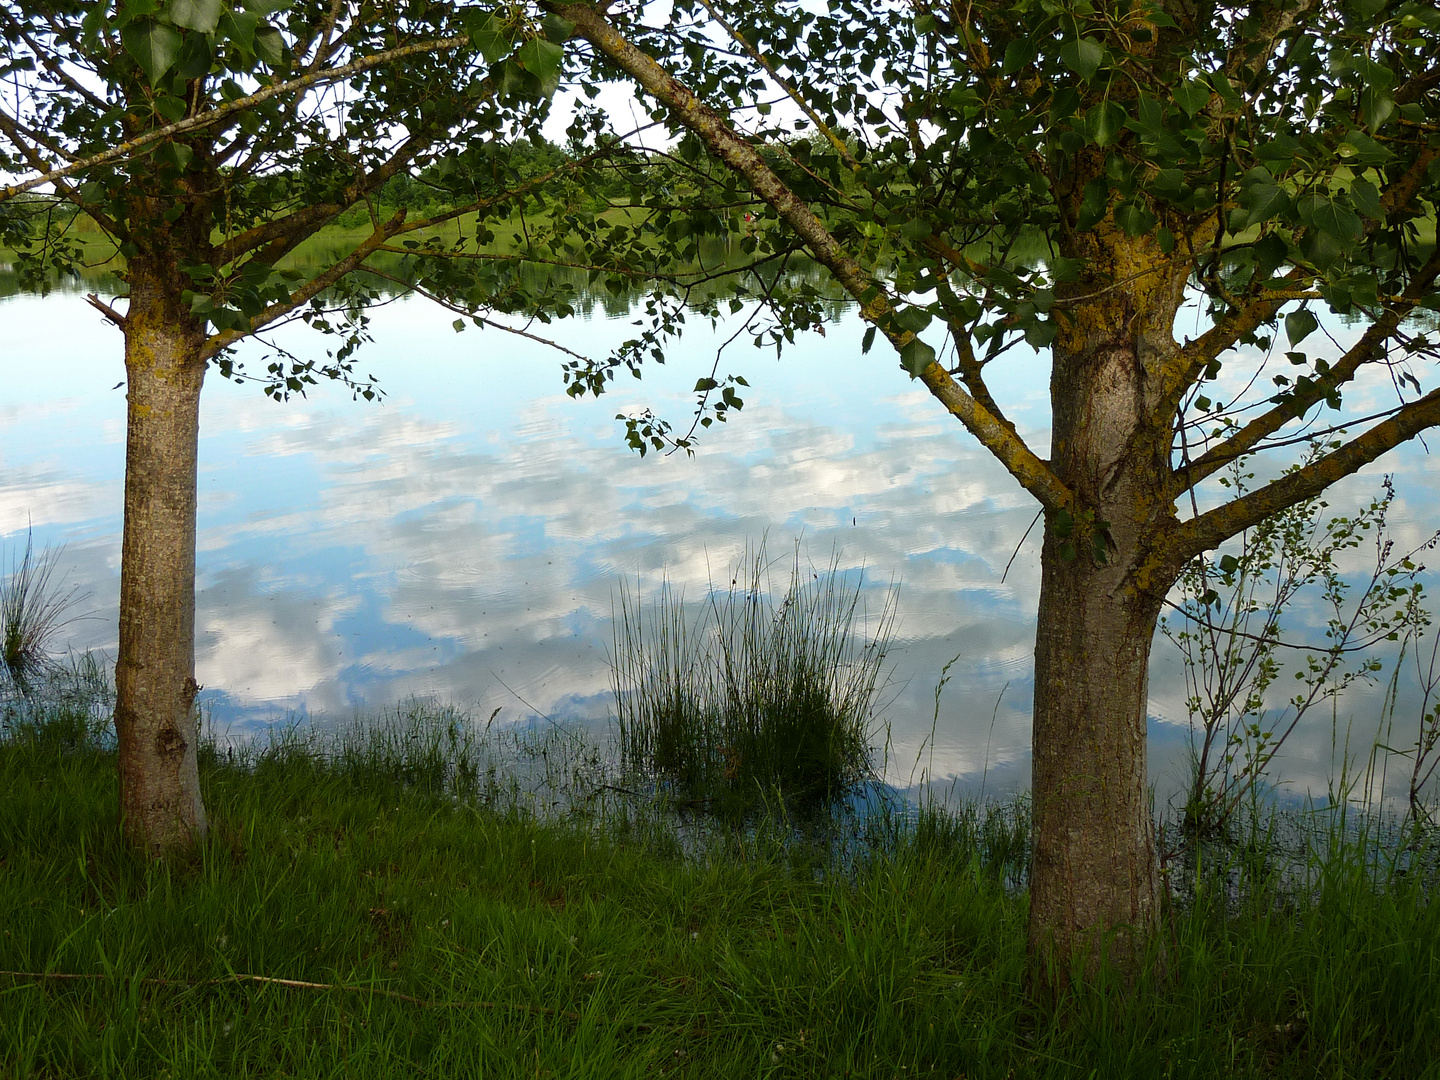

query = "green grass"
[4, 693, 1440, 1078]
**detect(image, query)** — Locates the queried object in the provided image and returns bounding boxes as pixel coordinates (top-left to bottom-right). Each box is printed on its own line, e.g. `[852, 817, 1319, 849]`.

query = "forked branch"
[1175, 249, 1440, 493]
[1172, 387, 1440, 561]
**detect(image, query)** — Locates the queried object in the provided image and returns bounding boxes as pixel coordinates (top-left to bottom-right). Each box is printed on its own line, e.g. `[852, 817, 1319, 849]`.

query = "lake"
[5, 282, 1439, 810]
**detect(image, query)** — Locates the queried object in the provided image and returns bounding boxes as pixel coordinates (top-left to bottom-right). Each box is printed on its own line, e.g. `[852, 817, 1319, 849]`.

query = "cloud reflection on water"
[4, 289, 1437, 808]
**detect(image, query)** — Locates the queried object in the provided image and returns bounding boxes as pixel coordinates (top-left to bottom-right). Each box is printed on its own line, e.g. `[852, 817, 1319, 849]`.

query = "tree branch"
[85, 292, 127, 329]
[1173, 246, 1440, 493]
[1223, 0, 1321, 84]
[544, 0, 1071, 512]
[1172, 387, 1440, 560]
[5, 17, 110, 112]
[1152, 140, 1440, 428]
[209, 135, 428, 268]
[0, 35, 466, 204]
[691, 0, 858, 169]
[0, 105, 122, 235]
[364, 268, 595, 363]
[200, 210, 408, 360]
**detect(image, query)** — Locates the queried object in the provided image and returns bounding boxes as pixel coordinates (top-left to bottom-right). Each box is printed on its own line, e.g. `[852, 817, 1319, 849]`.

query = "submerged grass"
[0, 531, 87, 699]
[4, 688, 1440, 1077]
[613, 542, 895, 821]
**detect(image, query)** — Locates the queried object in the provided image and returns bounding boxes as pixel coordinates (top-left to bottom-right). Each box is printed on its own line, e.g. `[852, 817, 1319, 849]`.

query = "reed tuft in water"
[1, 528, 87, 698]
[612, 541, 896, 817]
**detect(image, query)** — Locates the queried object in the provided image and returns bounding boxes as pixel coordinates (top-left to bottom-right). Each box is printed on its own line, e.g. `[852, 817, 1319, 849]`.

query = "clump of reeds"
[611, 541, 896, 818]
[0, 650, 113, 752]
[1, 529, 86, 698]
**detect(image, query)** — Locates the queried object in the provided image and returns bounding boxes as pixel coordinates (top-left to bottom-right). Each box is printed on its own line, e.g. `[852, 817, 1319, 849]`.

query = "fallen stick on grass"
[0, 969, 695, 1033]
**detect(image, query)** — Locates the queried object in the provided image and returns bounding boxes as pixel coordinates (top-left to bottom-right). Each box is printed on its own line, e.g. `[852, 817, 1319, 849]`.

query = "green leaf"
[540, 12, 575, 41]
[1285, 309, 1319, 346]
[1173, 78, 1210, 117]
[1207, 71, 1240, 109]
[894, 305, 932, 333]
[1002, 37, 1034, 74]
[861, 325, 877, 354]
[154, 94, 186, 122]
[1299, 229, 1345, 272]
[81, 1, 109, 40]
[1049, 86, 1080, 122]
[1050, 257, 1085, 283]
[1298, 193, 1362, 243]
[1338, 129, 1393, 165]
[253, 24, 283, 65]
[219, 8, 259, 52]
[1086, 101, 1126, 147]
[1024, 318, 1057, 348]
[515, 37, 563, 82]
[1076, 177, 1108, 232]
[169, 0, 222, 33]
[492, 57, 525, 98]
[121, 18, 180, 84]
[900, 337, 936, 377]
[914, 11, 937, 34]
[1253, 231, 1288, 276]
[1149, 168, 1186, 197]
[1132, 94, 1165, 139]
[1349, 178, 1383, 220]
[1257, 132, 1301, 162]
[1059, 37, 1103, 81]
[1157, 227, 1175, 254]
[1218, 553, 1240, 575]
[1360, 87, 1396, 131]
[1092, 531, 1110, 565]
[1053, 509, 1074, 538]
[174, 30, 211, 79]
[463, 12, 510, 64]
[1242, 182, 1290, 226]
[1113, 200, 1157, 238]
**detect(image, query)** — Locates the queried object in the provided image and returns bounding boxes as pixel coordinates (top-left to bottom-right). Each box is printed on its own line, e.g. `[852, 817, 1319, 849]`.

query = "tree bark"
[114, 258, 210, 856]
[1030, 542, 1165, 982]
[1026, 191, 1190, 984]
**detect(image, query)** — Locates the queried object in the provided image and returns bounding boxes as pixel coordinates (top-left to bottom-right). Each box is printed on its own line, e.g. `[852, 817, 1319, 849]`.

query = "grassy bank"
[3, 698, 1440, 1079]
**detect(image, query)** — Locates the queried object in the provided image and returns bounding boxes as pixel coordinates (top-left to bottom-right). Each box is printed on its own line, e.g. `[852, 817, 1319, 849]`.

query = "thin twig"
[1160, 596, 1406, 654]
[0, 970, 690, 1033]
[84, 293, 127, 329]
[0, 36, 467, 203]
[1000, 508, 1042, 584]
[362, 269, 594, 364]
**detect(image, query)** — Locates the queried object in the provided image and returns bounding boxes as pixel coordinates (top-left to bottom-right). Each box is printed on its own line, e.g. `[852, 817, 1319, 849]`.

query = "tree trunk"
[1029, 540, 1165, 982]
[1026, 192, 1190, 984]
[114, 260, 210, 856]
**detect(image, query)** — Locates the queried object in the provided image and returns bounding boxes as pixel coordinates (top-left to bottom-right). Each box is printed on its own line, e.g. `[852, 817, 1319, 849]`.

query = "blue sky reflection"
[4, 289, 1438, 808]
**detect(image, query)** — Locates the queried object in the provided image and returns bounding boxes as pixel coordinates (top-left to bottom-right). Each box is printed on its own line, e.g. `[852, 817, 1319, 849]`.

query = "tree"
[539, 0, 1440, 981]
[0, 0, 599, 855]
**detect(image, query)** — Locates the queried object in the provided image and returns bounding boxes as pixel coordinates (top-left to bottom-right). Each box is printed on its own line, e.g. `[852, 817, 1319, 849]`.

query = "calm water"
[5, 285, 1439, 808]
